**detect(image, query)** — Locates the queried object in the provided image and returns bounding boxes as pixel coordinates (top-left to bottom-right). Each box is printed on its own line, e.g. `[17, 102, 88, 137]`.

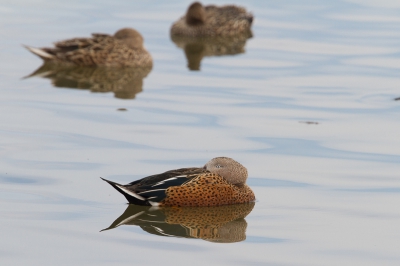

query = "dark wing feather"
[102, 167, 209, 205]
[134, 175, 195, 202]
[49, 34, 111, 54]
[124, 167, 209, 204]
[126, 167, 207, 188]
[100, 177, 149, 205]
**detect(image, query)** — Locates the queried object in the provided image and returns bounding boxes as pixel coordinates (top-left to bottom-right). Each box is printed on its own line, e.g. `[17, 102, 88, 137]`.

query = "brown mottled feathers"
[171, 2, 253, 37]
[26, 28, 152, 67]
[161, 173, 255, 207]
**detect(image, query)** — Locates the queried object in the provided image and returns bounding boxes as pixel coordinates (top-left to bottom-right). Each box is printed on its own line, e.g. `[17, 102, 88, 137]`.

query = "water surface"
[1, 0, 400, 265]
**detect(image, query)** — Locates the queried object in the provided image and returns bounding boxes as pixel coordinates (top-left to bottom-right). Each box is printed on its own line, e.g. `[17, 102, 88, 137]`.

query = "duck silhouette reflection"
[171, 31, 252, 71]
[25, 63, 152, 99]
[102, 202, 254, 243]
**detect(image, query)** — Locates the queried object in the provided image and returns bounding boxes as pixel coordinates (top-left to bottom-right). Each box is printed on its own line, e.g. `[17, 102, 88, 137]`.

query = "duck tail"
[100, 177, 151, 206]
[23, 45, 54, 60]
[246, 14, 254, 25]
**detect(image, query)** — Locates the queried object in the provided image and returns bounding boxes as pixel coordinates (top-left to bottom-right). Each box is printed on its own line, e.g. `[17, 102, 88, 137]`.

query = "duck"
[24, 28, 152, 67]
[101, 157, 255, 207]
[170, 2, 253, 37]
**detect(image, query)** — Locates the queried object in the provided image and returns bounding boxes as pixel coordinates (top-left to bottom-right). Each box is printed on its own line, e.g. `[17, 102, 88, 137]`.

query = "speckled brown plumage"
[161, 173, 255, 207]
[171, 2, 253, 37]
[25, 28, 152, 67]
[101, 157, 256, 207]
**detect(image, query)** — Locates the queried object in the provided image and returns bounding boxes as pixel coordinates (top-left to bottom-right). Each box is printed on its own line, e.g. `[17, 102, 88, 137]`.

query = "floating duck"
[170, 2, 253, 37]
[101, 157, 255, 207]
[24, 28, 152, 67]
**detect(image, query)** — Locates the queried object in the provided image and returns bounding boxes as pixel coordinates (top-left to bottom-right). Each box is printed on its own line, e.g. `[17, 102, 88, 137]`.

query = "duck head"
[186, 2, 206, 26]
[204, 157, 248, 185]
[114, 28, 144, 49]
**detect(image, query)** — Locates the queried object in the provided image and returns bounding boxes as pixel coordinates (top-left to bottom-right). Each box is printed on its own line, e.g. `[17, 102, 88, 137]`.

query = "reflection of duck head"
[102, 203, 255, 243]
[24, 63, 152, 99]
[171, 31, 252, 71]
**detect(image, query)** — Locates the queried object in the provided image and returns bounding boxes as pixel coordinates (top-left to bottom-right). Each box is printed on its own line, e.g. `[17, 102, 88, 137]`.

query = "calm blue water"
[1, 0, 400, 265]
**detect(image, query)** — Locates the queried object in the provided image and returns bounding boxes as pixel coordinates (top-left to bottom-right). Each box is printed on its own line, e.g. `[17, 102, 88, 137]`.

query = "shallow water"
[1, 0, 400, 265]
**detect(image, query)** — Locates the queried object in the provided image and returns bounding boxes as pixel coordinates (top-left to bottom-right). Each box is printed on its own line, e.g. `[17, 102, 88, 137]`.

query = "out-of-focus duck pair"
[25, 2, 253, 72]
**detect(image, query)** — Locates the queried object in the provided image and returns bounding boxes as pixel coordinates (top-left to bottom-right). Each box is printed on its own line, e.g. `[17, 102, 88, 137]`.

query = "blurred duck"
[170, 2, 253, 37]
[24, 28, 152, 67]
[101, 157, 255, 207]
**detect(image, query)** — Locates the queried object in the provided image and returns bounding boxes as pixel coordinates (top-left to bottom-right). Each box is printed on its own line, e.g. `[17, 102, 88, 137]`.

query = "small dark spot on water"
[117, 108, 127, 111]
[394, 97, 400, 101]
[299, 121, 319, 125]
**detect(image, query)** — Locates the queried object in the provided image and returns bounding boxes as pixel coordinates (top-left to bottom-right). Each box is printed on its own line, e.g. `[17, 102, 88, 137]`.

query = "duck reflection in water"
[102, 203, 255, 243]
[171, 32, 252, 71]
[24, 64, 152, 99]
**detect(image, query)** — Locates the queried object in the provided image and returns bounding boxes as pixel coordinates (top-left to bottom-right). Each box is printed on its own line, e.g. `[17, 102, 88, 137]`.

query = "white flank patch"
[148, 201, 160, 207]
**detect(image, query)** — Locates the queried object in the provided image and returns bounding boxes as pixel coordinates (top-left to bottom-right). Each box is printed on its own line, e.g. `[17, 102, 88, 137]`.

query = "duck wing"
[53, 34, 111, 52]
[101, 167, 208, 206]
[25, 34, 112, 61]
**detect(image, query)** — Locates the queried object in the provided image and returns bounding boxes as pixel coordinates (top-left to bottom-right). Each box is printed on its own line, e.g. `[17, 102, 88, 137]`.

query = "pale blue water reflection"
[1, 0, 400, 265]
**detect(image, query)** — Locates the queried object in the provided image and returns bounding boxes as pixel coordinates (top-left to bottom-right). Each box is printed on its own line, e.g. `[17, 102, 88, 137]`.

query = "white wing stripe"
[151, 176, 187, 187]
[116, 184, 146, 201]
[137, 188, 166, 195]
